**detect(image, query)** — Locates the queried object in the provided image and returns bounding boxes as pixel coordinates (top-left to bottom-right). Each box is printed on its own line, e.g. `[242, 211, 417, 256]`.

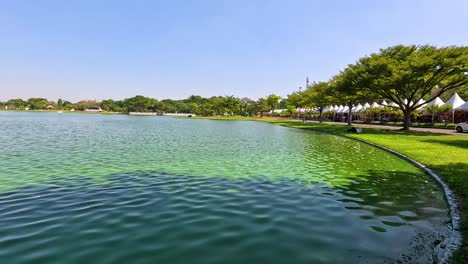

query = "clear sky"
[1, 0, 467, 102]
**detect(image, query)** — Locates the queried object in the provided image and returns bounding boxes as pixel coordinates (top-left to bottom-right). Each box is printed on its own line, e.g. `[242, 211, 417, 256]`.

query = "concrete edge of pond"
[342, 135, 462, 264]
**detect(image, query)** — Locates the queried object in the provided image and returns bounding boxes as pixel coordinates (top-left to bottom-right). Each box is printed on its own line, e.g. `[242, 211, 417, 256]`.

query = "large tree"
[303, 82, 333, 123]
[27, 98, 48, 110]
[287, 90, 310, 121]
[124, 95, 157, 112]
[266, 94, 282, 114]
[6, 98, 26, 110]
[357, 45, 468, 130]
[331, 67, 375, 125]
[222, 95, 241, 116]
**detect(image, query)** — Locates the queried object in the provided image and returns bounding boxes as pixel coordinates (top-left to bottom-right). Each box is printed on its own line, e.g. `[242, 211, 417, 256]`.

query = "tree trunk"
[403, 110, 411, 130]
[319, 110, 323, 123]
[347, 106, 352, 126]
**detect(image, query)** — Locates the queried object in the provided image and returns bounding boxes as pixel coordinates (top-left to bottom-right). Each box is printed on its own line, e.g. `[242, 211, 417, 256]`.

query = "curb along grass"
[345, 136, 461, 264]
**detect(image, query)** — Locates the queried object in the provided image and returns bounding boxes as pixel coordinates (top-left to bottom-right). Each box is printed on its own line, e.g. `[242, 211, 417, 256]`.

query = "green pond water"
[0, 112, 450, 263]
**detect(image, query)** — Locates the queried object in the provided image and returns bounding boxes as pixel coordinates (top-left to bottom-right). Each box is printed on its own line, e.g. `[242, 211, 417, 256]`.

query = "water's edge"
[347, 137, 462, 264]
[281, 124, 462, 264]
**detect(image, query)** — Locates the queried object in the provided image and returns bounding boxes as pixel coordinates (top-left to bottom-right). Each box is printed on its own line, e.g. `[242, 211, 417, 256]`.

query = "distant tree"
[74, 100, 100, 111]
[27, 98, 48, 110]
[100, 99, 118, 112]
[222, 95, 241, 116]
[266, 94, 282, 114]
[256, 98, 270, 117]
[240, 97, 255, 116]
[426, 104, 452, 124]
[331, 67, 375, 125]
[123, 95, 156, 112]
[57, 99, 63, 110]
[6, 98, 26, 110]
[304, 82, 334, 122]
[209, 96, 225, 116]
[62, 100, 75, 110]
[287, 90, 309, 120]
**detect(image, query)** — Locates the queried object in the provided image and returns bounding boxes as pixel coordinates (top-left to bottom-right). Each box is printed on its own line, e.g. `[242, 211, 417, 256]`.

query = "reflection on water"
[0, 112, 450, 263]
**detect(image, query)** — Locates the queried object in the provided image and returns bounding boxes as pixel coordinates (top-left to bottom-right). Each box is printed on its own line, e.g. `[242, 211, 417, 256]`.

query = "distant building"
[46, 105, 55, 110]
[85, 106, 102, 112]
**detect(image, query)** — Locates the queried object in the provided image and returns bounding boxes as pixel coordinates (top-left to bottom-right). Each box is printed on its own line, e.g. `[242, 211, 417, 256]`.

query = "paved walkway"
[310, 121, 468, 136]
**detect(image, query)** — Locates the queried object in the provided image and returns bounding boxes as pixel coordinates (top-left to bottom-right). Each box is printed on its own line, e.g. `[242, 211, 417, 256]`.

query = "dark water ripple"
[0, 172, 449, 264]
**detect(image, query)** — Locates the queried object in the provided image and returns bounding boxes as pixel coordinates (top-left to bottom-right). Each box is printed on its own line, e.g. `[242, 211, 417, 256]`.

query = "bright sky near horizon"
[1, 0, 467, 102]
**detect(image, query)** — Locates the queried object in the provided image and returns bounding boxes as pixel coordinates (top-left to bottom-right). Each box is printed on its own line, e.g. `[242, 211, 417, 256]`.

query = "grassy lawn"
[271, 120, 468, 263]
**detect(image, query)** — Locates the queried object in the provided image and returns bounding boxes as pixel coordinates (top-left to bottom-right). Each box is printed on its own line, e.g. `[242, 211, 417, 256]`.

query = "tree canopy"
[355, 45, 468, 129]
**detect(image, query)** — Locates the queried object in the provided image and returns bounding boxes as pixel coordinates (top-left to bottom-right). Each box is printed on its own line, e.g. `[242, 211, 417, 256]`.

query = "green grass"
[271, 120, 468, 263]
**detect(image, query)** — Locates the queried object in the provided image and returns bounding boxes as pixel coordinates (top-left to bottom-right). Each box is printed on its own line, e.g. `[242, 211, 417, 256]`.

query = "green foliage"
[123, 95, 157, 112]
[5, 98, 26, 110]
[266, 94, 282, 112]
[74, 100, 100, 111]
[426, 104, 452, 123]
[27, 98, 48, 110]
[356, 45, 468, 129]
[330, 67, 376, 125]
[287, 90, 308, 108]
[57, 99, 63, 110]
[256, 97, 270, 117]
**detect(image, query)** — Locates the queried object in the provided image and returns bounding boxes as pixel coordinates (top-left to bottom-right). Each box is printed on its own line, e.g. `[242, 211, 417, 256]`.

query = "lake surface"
[0, 112, 450, 263]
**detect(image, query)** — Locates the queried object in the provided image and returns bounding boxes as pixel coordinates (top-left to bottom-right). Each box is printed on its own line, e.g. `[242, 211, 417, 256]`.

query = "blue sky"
[1, 0, 467, 102]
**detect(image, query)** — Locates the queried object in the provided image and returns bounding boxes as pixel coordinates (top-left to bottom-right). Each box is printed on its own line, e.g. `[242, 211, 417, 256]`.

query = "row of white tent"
[308, 93, 468, 114]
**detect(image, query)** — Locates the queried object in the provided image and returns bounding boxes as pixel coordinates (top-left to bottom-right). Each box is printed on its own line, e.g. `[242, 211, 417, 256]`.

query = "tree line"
[287, 45, 468, 130]
[0, 94, 286, 117]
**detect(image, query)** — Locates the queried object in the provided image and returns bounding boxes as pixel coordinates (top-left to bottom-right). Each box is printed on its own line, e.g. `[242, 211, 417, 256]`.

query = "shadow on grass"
[421, 139, 468, 149]
[272, 121, 449, 137]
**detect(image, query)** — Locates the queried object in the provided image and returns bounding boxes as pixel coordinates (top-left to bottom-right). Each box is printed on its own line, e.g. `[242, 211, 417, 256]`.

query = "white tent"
[336, 105, 344, 113]
[380, 100, 388, 106]
[370, 102, 380, 108]
[455, 101, 468, 111]
[333, 105, 339, 111]
[415, 99, 426, 109]
[342, 106, 349, 113]
[388, 102, 399, 108]
[444, 93, 465, 109]
[445, 93, 466, 122]
[363, 102, 371, 110]
[352, 103, 363, 113]
[425, 97, 445, 107]
[402, 99, 414, 106]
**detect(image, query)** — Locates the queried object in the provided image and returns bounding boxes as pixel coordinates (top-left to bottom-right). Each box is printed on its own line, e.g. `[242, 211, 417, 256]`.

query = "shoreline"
[280, 123, 462, 263]
[196, 116, 467, 263]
